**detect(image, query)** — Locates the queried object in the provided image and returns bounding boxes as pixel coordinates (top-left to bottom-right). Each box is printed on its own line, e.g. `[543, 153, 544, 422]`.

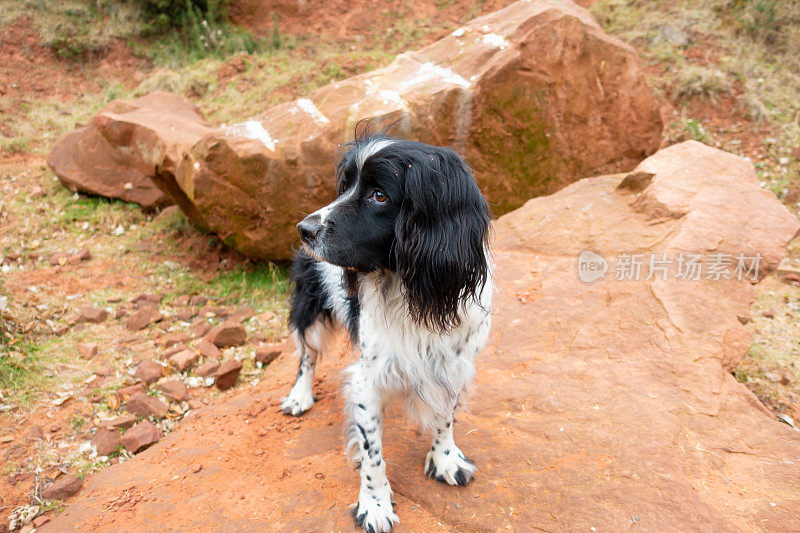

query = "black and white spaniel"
[282, 133, 492, 532]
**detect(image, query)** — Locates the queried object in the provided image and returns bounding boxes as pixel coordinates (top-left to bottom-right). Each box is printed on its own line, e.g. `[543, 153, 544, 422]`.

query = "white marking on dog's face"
[355, 139, 394, 173]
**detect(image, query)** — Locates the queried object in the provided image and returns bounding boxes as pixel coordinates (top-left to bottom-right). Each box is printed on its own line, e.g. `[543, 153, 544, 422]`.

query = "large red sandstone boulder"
[159, 0, 662, 259]
[43, 143, 800, 531]
[47, 92, 212, 209]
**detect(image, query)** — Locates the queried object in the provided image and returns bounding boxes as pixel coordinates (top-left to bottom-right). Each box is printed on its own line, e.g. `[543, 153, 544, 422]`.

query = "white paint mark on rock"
[451, 27, 466, 37]
[378, 90, 408, 107]
[226, 120, 276, 151]
[482, 33, 509, 49]
[399, 61, 470, 90]
[296, 98, 331, 124]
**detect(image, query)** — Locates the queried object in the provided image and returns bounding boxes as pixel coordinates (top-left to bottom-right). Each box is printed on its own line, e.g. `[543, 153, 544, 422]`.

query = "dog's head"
[297, 134, 491, 331]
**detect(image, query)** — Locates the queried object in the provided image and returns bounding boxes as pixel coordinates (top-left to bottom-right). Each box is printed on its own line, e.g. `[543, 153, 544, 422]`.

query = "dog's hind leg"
[282, 320, 329, 416]
[424, 409, 476, 486]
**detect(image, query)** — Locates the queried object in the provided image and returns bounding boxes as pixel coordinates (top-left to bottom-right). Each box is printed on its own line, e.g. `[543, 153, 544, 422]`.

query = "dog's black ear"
[394, 147, 491, 332]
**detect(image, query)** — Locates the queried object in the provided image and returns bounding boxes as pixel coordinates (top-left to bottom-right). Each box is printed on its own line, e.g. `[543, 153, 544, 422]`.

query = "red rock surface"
[41, 142, 800, 531]
[46, 92, 211, 209]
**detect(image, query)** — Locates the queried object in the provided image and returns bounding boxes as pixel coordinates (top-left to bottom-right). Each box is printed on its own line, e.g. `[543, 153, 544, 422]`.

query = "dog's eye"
[370, 190, 388, 204]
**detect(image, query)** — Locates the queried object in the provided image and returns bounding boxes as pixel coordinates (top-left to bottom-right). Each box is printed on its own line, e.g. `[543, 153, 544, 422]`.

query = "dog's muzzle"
[297, 213, 323, 245]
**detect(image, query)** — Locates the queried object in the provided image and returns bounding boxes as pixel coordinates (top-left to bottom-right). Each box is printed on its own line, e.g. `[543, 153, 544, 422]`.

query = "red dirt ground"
[0, 17, 148, 101]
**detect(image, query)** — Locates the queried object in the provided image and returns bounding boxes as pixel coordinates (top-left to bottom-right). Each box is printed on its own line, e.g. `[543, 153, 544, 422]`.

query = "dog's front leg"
[345, 362, 398, 533]
[425, 411, 476, 486]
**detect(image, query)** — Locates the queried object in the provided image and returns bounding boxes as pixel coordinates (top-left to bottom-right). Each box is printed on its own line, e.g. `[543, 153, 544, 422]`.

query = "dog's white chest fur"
[356, 270, 492, 429]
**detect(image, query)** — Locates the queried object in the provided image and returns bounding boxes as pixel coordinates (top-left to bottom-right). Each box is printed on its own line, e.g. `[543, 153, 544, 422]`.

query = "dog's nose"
[297, 214, 322, 244]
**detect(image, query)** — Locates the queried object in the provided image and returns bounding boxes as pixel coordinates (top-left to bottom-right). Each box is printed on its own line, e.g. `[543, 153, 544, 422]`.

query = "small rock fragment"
[126, 392, 169, 418]
[198, 305, 224, 318]
[195, 359, 220, 378]
[158, 331, 191, 348]
[117, 383, 144, 400]
[206, 323, 246, 348]
[215, 359, 243, 390]
[157, 379, 188, 401]
[121, 420, 162, 453]
[49, 252, 68, 266]
[192, 463, 202, 473]
[189, 295, 208, 306]
[196, 338, 221, 358]
[126, 307, 163, 330]
[169, 349, 199, 372]
[33, 515, 51, 528]
[134, 359, 163, 385]
[78, 342, 99, 359]
[255, 344, 282, 366]
[187, 399, 204, 410]
[133, 293, 161, 307]
[175, 306, 199, 321]
[29, 425, 44, 440]
[74, 247, 91, 261]
[94, 365, 115, 377]
[174, 295, 191, 306]
[226, 306, 254, 324]
[101, 414, 137, 430]
[92, 429, 121, 456]
[190, 319, 212, 339]
[42, 475, 83, 500]
[77, 306, 108, 324]
[249, 332, 267, 344]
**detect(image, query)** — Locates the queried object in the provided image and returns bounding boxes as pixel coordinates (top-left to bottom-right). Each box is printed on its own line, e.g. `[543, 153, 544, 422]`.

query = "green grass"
[0, 341, 61, 407]
[172, 262, 290, 307]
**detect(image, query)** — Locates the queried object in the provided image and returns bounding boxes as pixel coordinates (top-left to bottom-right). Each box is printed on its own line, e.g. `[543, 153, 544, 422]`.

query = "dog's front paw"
[352, 489, 398, 533]
[280, 386, 315, 416]
[425, 445, 476, 486]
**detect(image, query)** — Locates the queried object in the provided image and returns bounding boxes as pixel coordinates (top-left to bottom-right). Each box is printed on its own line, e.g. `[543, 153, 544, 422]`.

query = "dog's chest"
[356, 273, 491, 390]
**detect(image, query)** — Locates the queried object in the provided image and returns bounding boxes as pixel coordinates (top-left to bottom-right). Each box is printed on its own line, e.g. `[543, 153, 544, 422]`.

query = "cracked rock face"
[161, 0, 662, 260]
[45, 142, 800, 532]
